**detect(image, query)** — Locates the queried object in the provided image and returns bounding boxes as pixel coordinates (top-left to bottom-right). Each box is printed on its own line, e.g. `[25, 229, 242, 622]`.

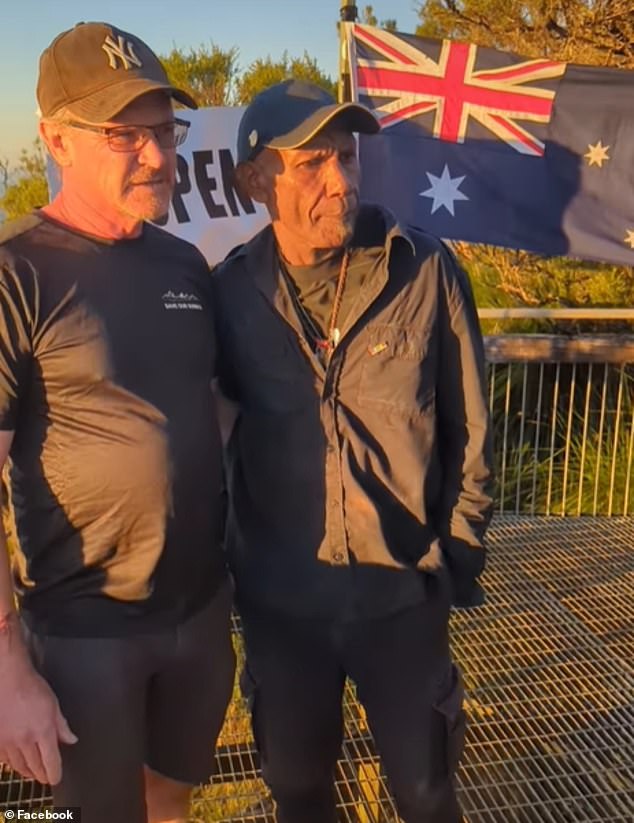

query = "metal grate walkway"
[2, 516, 633, 822]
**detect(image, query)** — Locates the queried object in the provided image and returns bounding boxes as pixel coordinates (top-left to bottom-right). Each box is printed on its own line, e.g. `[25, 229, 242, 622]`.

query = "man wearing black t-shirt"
[213, 81, 494, 823]
[0, 23, 234, 823]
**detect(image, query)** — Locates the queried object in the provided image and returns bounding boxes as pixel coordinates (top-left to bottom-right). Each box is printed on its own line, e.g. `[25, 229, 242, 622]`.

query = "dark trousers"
[239, 575, 465, 823]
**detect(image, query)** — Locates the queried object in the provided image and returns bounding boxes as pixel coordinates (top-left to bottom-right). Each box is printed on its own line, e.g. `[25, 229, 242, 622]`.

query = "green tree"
[0, 141, 48, 222]
[361, 4, 398, 32]
[416, 1, 634, 67]
[457, 243, 634, 321]
[415, 0, 634, 311]
[160, 43, 238, 107]
[235, 53, 336, 104]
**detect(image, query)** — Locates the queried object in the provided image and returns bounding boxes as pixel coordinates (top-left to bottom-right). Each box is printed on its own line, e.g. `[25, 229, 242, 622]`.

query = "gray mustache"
[130, 176, 168, 185]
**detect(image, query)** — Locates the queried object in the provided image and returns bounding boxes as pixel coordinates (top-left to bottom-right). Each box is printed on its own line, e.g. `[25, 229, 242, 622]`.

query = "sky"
[1, 0, 422, 165]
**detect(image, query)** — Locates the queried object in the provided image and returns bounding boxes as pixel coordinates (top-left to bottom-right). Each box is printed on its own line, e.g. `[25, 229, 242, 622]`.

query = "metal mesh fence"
[2, 515, 633, 822]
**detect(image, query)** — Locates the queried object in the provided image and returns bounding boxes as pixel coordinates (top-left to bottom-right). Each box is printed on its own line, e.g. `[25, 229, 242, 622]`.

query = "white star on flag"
[420, 165, 469, 216]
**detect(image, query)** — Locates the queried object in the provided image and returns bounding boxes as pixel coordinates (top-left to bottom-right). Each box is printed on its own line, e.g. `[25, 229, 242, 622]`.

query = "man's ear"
[234, 160, 270, 206]
[38, 120, 73, 168]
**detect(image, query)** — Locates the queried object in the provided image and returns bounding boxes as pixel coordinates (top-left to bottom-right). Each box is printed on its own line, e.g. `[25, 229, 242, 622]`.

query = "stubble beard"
[318, 211, 357, 250]
[124, 183, 173, 222]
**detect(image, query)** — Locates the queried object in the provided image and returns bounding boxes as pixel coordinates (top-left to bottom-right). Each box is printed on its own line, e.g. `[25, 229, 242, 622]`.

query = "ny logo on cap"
[102, 34, 142, 70]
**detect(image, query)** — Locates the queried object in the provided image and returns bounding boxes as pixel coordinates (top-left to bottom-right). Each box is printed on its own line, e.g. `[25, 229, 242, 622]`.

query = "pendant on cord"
[315, 328, 341, 366]
[316, 248, 350, 367]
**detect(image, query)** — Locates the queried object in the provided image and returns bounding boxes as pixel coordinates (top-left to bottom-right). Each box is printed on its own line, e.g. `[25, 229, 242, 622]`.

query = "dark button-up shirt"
[212, 205, 493, 618]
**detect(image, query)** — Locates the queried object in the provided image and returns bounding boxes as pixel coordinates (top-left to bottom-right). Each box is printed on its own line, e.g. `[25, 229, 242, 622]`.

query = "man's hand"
[0, 626, 77, 785]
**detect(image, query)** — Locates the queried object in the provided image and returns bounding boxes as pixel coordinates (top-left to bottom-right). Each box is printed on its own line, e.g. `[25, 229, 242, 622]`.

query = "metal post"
[340, 0, 358, 20]
[338, 1, 358, 102]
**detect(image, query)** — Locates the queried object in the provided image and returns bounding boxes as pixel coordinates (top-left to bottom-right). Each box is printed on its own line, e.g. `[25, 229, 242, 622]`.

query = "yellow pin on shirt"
[368, 342, 389, 356]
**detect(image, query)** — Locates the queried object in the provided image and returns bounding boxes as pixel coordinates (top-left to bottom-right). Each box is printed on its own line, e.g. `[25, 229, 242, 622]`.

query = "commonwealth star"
[584, 141, 610, 168]
[420, 165, 469, 216]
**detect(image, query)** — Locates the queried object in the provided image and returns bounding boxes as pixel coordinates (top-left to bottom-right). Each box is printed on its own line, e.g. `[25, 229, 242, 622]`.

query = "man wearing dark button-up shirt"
[213, 80, 494, 823]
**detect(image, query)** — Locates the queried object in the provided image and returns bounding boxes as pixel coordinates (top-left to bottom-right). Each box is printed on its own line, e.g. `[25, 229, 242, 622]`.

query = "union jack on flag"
[346, 24, 567, 157]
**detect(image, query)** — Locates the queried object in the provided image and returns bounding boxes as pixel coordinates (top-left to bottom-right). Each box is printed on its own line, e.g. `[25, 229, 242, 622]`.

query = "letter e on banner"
[163, 107, 268, 264]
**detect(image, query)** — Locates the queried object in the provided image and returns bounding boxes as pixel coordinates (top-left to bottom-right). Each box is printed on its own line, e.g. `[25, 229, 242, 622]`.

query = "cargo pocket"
[433, 664, 467, 774]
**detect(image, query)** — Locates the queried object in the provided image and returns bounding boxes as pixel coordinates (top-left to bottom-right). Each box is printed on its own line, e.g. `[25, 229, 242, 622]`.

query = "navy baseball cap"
[237, 79, 380, 163]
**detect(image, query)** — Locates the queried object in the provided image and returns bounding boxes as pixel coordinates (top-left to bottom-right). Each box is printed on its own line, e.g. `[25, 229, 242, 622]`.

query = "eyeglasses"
[65, 118, 190, 152]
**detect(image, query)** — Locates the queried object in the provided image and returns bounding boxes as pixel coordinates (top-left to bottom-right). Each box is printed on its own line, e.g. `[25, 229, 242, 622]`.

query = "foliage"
[456, 242, 634, 321]
[361, 4, 398, 31]
[161, 42, 336, 106]
[160, 44, 238, 107]
[489, 362, 633, 515]
[550, 414, 633, 515]
[497, 409, 634, 516]
[415, 1, 634, 312]
[235, 52, 336, 104]
[416, 0, 634, 67]
[0, 141, 48, 221]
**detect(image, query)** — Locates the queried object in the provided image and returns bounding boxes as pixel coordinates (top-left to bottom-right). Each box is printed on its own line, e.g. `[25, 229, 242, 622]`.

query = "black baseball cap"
[38, 22, 197, 121]
[237, 79, 380, 163]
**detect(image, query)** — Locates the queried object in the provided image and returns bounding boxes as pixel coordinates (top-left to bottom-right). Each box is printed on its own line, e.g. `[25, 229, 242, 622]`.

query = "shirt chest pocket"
[357, 323, 435, 414]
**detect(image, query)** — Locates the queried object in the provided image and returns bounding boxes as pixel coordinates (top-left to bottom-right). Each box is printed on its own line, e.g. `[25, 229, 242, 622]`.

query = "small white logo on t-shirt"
[162, 290, 203, 311]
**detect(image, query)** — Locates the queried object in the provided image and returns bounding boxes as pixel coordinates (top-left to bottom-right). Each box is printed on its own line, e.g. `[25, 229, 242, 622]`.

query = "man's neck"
[273, 227, 344, 266]
[280, 247, 344, 269]
[42, 192, 143, 241]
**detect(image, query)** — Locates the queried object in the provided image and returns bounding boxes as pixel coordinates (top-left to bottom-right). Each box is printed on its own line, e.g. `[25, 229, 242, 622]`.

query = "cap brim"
[266, 102, 380, 151]
[65, 78, 198, 123]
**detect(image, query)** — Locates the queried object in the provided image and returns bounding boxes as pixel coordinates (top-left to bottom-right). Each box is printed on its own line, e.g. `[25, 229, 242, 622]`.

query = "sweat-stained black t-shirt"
[0, 213, 226, 636]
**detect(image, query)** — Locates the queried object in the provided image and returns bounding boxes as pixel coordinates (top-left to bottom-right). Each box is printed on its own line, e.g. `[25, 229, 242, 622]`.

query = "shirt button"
[332, 552, 345, 564]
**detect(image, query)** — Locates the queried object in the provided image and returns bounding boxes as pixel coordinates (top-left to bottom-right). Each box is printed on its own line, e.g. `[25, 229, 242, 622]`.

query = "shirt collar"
[226, 203, 415, 272]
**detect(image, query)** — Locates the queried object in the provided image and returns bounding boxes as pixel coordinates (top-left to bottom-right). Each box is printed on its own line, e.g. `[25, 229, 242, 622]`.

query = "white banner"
[157, 106, 269, 263]
[47, 107, 270, 265]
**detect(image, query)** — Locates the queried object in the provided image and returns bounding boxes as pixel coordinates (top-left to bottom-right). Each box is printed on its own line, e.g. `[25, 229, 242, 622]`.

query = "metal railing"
[481, 309, 634, 516]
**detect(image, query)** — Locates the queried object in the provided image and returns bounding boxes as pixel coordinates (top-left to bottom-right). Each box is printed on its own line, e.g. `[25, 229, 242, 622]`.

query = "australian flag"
[346, 24, 634, 266]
